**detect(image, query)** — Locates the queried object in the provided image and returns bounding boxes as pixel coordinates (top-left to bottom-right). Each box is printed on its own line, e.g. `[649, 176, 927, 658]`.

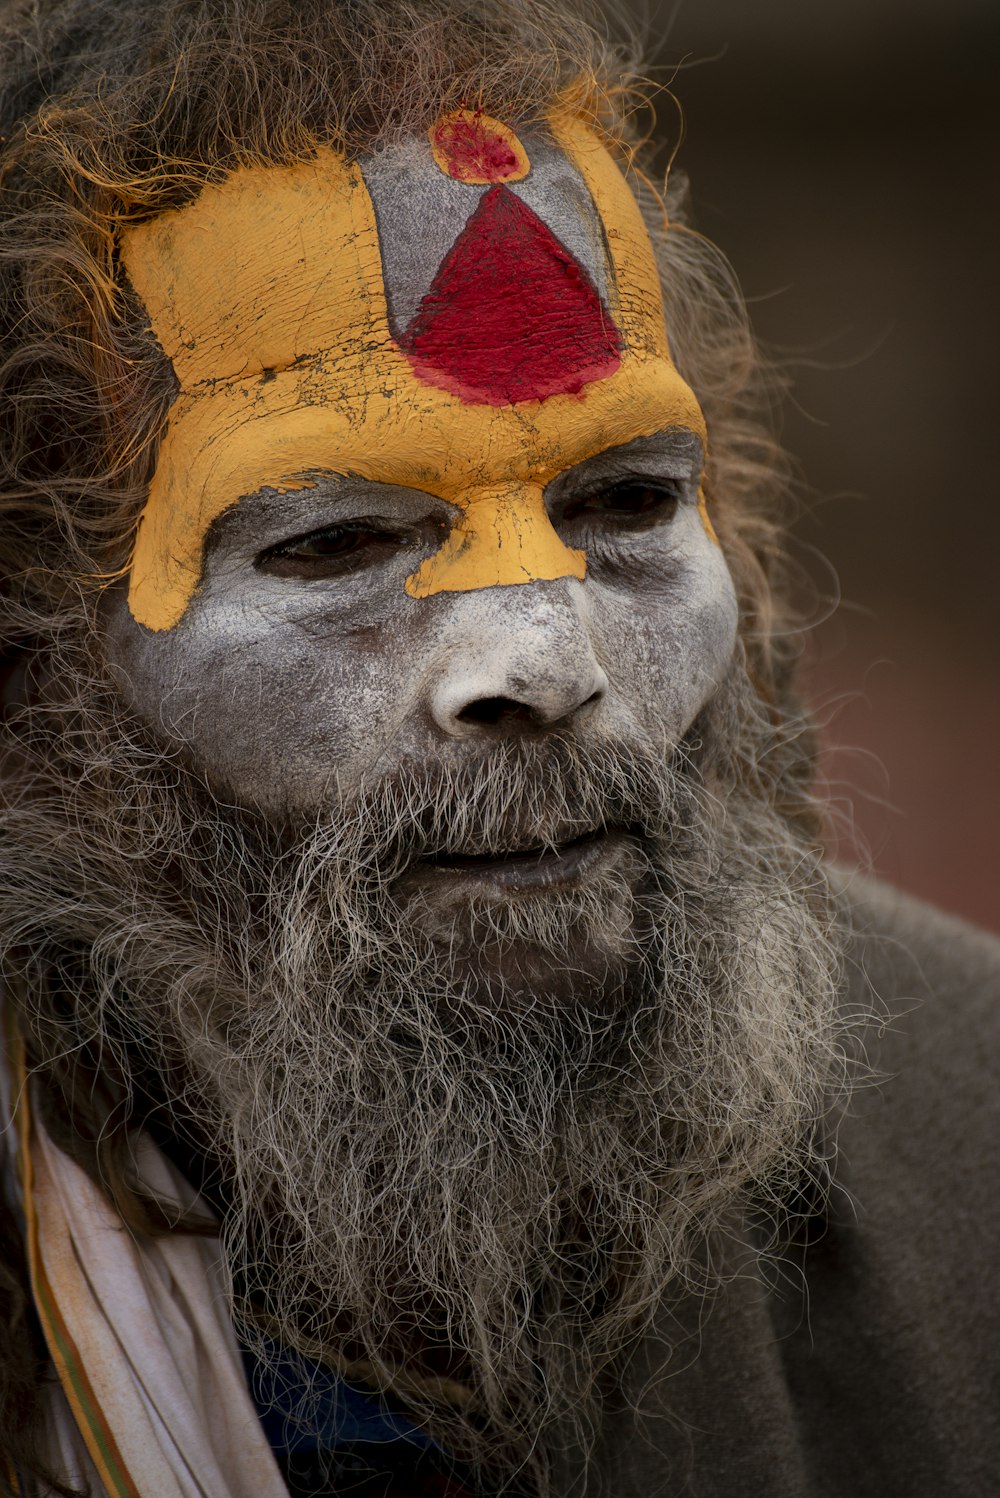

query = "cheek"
[592, 543, 739, 740]
[103, 592, 424, 814]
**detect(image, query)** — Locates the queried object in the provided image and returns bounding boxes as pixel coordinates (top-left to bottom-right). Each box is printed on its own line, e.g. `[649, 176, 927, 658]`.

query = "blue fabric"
[241, 1338, 437, 1457]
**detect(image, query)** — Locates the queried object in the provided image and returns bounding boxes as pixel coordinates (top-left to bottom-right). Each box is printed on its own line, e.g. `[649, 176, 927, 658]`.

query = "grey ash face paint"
[104, 426, 737, 820]
[363, 128, 614, 339]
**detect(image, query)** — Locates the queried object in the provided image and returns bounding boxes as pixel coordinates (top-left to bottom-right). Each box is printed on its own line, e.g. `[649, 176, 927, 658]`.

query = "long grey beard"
[0, 658, 847, 1490]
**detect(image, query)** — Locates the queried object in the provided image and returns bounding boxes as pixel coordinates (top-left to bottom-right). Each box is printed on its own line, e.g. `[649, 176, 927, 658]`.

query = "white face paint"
[104, 429, 738, 821]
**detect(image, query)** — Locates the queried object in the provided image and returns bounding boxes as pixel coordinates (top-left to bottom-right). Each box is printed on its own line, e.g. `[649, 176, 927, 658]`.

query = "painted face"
[105, 110, 738, 820]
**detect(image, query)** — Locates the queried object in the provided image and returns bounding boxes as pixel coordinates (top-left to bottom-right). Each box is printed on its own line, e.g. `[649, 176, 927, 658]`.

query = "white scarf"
[0, 1022, 287, 1497]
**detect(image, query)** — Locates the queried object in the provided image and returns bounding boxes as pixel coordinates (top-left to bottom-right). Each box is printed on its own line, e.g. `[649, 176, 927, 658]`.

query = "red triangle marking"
[398, 186, 621, 406]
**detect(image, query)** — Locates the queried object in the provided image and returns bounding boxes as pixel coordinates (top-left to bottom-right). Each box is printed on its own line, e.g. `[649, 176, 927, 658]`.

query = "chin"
[392, 838, 653, 1017]
[446, 933, 635, 1013]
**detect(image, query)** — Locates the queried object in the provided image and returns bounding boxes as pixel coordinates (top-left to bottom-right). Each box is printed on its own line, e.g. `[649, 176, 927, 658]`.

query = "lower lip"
[416, 830, 623, 893]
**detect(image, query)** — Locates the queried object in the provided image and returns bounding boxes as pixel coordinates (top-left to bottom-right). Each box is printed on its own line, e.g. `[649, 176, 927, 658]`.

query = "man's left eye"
[564, 480, 681, 524]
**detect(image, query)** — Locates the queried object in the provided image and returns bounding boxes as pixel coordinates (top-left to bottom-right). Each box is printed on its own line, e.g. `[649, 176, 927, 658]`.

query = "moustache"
[301, 730, 692, 873]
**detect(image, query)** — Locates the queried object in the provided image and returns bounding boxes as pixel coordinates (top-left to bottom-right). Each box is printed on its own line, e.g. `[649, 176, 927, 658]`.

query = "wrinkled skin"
[105, 428, 738, 821]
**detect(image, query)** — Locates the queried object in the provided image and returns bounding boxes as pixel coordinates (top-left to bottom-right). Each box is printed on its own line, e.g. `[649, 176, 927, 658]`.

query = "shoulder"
[828, 871, 1000, 1247]
[835, 870, 1000, 1107]
[837, 869, 1000, 1016]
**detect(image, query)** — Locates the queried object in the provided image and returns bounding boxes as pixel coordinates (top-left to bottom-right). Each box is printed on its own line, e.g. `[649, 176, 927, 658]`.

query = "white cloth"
[1, 1030, 287, 1497]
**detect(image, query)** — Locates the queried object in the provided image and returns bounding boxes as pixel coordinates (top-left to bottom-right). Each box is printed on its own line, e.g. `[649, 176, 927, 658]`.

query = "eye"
[256, 522, 402, 577]
[564, 479, 682, 525]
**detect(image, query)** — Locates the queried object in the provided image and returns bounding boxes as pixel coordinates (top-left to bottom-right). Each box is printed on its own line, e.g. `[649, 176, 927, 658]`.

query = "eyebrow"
[226, 428, 705, 534]
[556, 427, 705, 487]
[229, 470, 377, 516]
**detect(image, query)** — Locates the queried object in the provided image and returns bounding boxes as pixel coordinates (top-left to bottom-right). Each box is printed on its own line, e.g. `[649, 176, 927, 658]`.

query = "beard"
[0, 647, 847, 1492]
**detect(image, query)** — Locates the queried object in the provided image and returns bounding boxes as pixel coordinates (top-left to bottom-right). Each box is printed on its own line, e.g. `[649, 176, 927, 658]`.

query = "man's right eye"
[257, 524, 400, 575]
[564, 480, 682, 525]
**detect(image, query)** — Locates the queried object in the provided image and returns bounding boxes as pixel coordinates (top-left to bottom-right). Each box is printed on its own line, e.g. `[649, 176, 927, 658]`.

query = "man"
[0, 0, 996, 1494]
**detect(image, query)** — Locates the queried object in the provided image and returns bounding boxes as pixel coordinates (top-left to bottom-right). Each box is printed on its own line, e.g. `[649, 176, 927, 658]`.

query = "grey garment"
[577, 876, 1000, 1498]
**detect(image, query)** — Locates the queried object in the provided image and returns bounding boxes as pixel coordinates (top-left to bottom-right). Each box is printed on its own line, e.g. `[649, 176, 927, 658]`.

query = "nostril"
[456, 695, 531, 727]
[455, 687, 604, 729]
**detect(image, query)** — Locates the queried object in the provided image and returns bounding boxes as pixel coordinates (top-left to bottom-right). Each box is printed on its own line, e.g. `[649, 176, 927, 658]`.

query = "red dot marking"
[431, 113, 526, 184]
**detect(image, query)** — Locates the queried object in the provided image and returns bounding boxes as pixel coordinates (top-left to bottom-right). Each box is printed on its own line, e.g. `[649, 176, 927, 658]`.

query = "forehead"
[365, 117, 617, 373]
[124, 113, 630, 397]
[120, 111, 706, 630]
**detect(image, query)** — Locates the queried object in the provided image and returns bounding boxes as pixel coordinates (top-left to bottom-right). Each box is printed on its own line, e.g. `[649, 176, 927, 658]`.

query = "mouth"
[416, 828, 622, 893]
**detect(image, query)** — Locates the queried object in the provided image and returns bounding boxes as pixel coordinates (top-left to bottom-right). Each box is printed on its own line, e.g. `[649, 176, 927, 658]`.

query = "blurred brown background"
[643, 0, 999, 931]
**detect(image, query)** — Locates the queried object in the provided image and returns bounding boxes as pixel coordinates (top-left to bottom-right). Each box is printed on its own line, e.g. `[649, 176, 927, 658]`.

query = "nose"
[430, 581, 609, 738]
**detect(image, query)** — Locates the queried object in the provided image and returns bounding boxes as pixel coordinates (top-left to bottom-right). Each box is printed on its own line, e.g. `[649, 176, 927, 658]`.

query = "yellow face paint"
[120, 114, 707, 632]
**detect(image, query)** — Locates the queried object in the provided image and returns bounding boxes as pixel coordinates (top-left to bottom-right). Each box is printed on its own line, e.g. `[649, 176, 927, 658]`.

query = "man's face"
[105, 112, 738, 846]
